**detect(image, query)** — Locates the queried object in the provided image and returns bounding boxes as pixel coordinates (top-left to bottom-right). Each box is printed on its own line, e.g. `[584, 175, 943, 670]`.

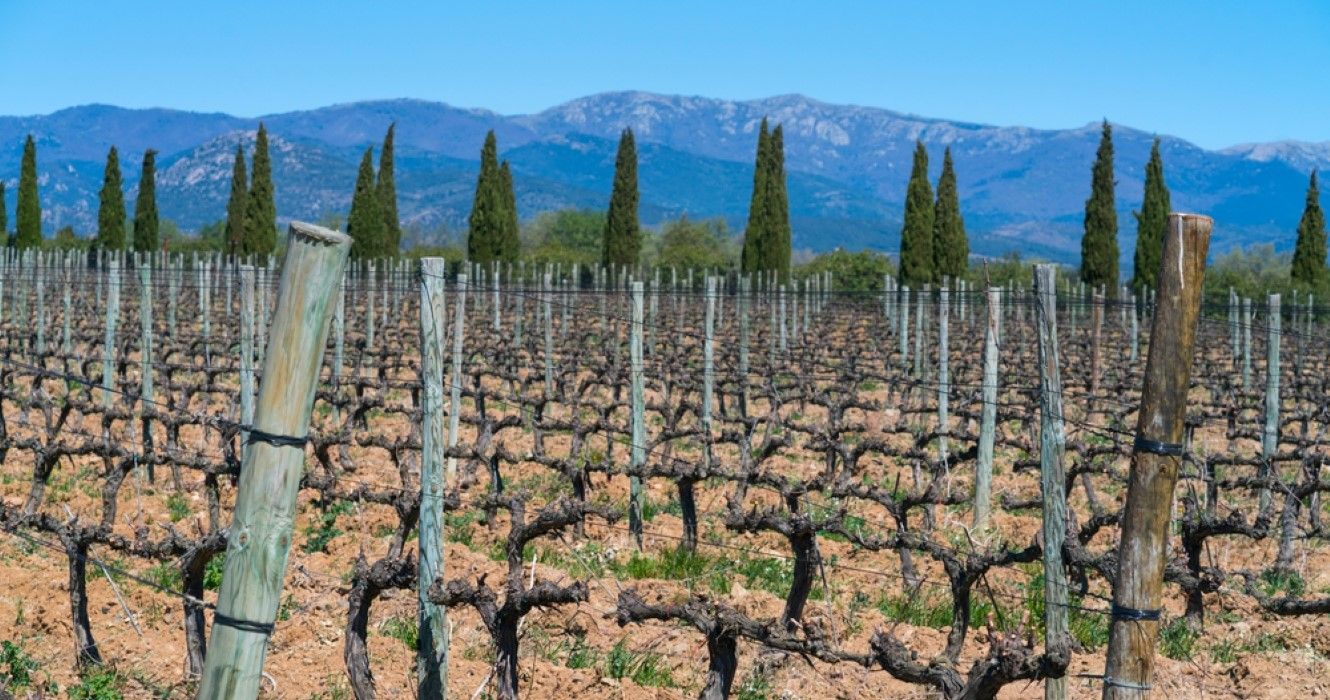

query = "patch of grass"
[1210, 639, 1239, 664]
[877, 591, 953, 628]
[734, 556, 794, 598]
[565, 637, 599, 670]
[0, 640, 39, 690]
[379, 614, 418, 650]
[144, 561, 182, 592]
[605, 640, 676, 689]
[302, 500, 355, 554]
[610, 547, 728, 591]
[736, 671, 773, 700]
[166, 492, 189, 522]
[640, 495, 682, 522]
[445, 510, 479, 548]
[1158, 618, 1197, 661]
[68, 665, 126, 700]
[1259, 568, 1306, 598]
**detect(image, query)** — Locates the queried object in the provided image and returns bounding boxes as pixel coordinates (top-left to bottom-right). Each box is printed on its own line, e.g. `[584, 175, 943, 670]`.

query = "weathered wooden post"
[542, 273, 554, 396]
[198, 222, 351, 699]
[1090, 292, 1104, 400]
[898, 285, 910, 367]
[1101, 214, 1212, 700]
[446, 274, 469, 482]
[913, 285, 926, 379]
[417, 257, 449, 698]
[201, 259, 212, 366]
[34, 259, 45, 355]
[102, 260, 121, 410]
[138, 265, 155, 478]
[629, 280, 645, 549]
[1034, 265, 1070, 700]
[239, 266, 256, 445]
[1229, 287, 1239, 368]
[1242, 297, 1252, 388]
[937, 284, 950, 462]
[975, 287, 1000, 530]
[1259, 293, 1281, 517]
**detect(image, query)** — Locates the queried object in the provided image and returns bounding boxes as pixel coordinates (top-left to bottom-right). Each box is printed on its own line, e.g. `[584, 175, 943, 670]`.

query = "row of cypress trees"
[93, 142, 161, 251]
[1291, 170, 1326, 287]
[346, 124, 403, 259]
[223, 123, 279, 256]
[465, 131, 520, 263]
[898, 143, 968, 286]
[0, 135, 49, 248]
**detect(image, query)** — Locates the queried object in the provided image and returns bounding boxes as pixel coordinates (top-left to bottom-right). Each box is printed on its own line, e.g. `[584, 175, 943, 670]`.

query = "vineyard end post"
[1034, 264, 1070, 700]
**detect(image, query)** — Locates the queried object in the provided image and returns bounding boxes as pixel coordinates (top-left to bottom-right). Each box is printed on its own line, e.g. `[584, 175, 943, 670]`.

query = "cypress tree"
[898, 141, 934, 286]
[377, 123, 401, 255]
[97, 146, 127, 251]
[131, 149, 159, 252]
[602, 128, 641, 270]
[498, 160, 520, 262]
[767, 124, 792, 278]
[225, 144, 249, 255]
[1291, 170, 1326, 287]
[1131, 138, 1171, 293]
[1081, 120, 1119, 293]
[931, 147, 967, 280]
[347, 147, 383, 258]
[467, 131, 504, 264]
[246, 123, 277, 255]
[741, 118, 771, 276]
[16, 134, 41, 249]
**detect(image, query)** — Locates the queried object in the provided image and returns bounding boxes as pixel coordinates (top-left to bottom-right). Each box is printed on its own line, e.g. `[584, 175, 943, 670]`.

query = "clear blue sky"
[2, 0, 1327, 149]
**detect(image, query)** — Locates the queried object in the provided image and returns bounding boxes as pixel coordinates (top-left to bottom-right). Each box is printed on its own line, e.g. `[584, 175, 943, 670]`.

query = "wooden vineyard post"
[542, 273, 554, 396]
[1034, 264, 1070, 700]
[332, 272, 346, 424]
[1101, 213, 1212, 700]
[202, 258, 212, 366]
[102, 260, 121, 411]
[168, 260, 178, 339]
[1230, 287, 1239, 368]
[738, 277, 750, 416]
[62, 266, 72, 355]
[417, 257, 449, 698]
[974, 287, 1000, 530]
[1242, 297, 1252, 388]
[779, 284, 788, 353]
[1259, 293, 1281, 517]
[1130, 293, 1139, 363]
[913, 285, 925, 379]
[198, 222, 351, 700]
[239, 266, 256, 445]
[446, 274, 469, 482]
[34, 258, 44, 355]
[938, 284, 950, 462]
[629, 280, 645, 550]
[898, 285, 910, 368]
[138, 265, 155, 478]
[492, 261, 501, 331]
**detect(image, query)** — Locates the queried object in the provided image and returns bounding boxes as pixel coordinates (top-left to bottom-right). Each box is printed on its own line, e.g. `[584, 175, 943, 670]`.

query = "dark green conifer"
[132, 149, 159, 252]
[1131, 138, 1170, 292]
[347, 147, 383, 258]
[97, 146, 127, 251]
[246, 123, 277, 255]
[741, 119, 771, 276]
[898, 141, 934, 286]
[225, 144, 248, 255]
[16, 134, 41, 249]
[767, 125, 792, 278]
[1081, 120, 1119, 293]
[376, 123, 400, 255]
[1291, 170, 1326, 287]
[931, 147, 967, 280]
[602, 128, 641, 270]
[467, 131, 504, 264]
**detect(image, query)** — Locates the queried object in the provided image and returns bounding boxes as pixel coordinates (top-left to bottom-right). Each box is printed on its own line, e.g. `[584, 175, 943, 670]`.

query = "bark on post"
[1101, 213, 1212, 700]
[1259, 293, 1281, 517]
[101, 260, 121, 411]
[938, 284, 950, 462]
[417, 257, 449, 698]
[198, 222, 351, 700]
[975, 287, 1000, 530]
[1034, 264, 1070, 700]
[447, 274, 469, 482]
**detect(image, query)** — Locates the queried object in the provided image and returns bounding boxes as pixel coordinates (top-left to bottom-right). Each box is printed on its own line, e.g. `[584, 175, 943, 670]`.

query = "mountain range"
[1, 92, 1327, 265]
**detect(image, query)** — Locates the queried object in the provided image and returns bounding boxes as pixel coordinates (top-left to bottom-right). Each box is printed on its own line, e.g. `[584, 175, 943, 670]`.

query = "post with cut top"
[974, 287, 1000, 530]
[198, 222, 352, 700]
[1101, 213, 1212, 700]
[417, 257, 449, 698]
[446, 274, 469, 482]
[1259, 293, 1280, 517]
[138, 265, 155, 478]
[1034, 264, 1070, 700]
[102, 260, 121, 411]
[628, 280, 646, 549]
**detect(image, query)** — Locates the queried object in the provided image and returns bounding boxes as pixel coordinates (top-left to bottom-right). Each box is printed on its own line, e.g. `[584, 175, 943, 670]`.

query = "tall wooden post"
[239, 266, 256, 444]
[898, 285, 910, 367]
[102, 260, 121, 410]
[138, 265, 155, 479]
[417, 258, 449, 698]
[446, 274, 469, 482]
[628, 281, 645, 549]
[937, 284, 950, 461]
[1241, 297, 1252, 388]
[1101, 214, 1212, 699]
[542, 273, 554, 396]
[199, 222, 351, 700]
[975, 287, 1000, 530]
[1259, 293, 1281, 517]
[1034, 265, 1069, 700]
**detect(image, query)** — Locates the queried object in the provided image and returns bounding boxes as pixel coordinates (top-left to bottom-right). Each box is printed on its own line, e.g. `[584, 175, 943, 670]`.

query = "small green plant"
[204, 554, 226, 590]
[565, 637, 599, 669]
[277, 594, 298, 622]
[1259, 568, 1306, 598]
[0, 640, 38, 689]
[68, 665, 125, 700]
[1210, 639, 1239, 664]
[166, 493, 190, 522]
[605, 640, 675, 688]
[302, 500, 354, 553]
[736, 670, 773, 700]
[379, 614, 418, 650]
[877, 592, 953, 628]
[145, 562, 183, 592]
[1158, 618, 1197, 661]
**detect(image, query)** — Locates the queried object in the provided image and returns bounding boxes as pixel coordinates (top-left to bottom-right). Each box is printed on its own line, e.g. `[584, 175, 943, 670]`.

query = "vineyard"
[3, 221, 1330, 700]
